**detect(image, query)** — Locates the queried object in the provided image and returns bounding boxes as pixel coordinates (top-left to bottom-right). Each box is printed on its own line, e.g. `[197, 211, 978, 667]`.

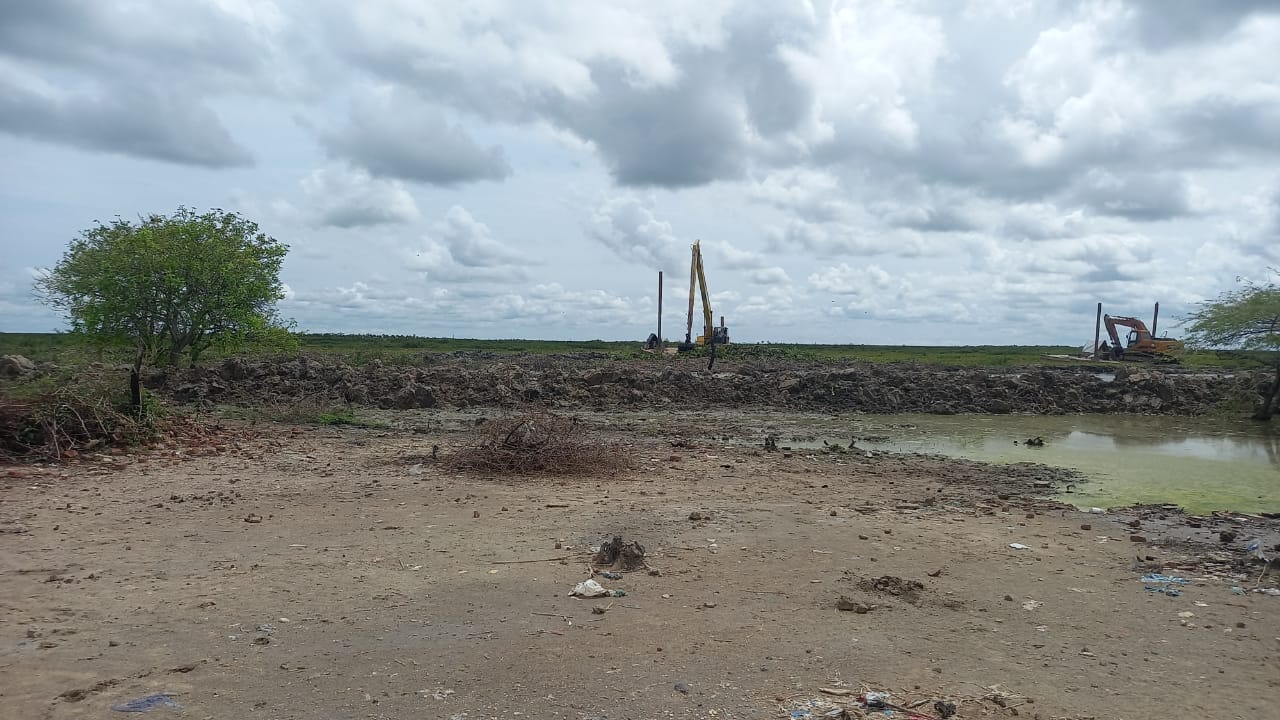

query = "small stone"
[473, 510, 480, 519]
[591, 605, 607, 615]
[702, 602, 717, 609]
[38, 641, 57, 649]
[1004, 594, 1014, 601]
[1129, 534, 1147, 543]
[1025, 513, 1035, 519]
[252, 636, 271, 645]
[836, 596, 874, 613]
[830, 510, 837, 516]
[1080, 524, 1092, 531]
[1218, 530, 1237, 543]
[648, 569, 661, 576]
[858, 534, 869, 540]
[1236, 622, 1246, 628]
[688, 511, 703, 521]
[554, 541, 562, 549]
[883, 529, 892, 535]
[108, 640, 119, 647]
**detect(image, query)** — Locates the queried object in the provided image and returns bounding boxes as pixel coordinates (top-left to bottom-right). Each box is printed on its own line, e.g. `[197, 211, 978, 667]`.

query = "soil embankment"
[150, 354, 1264, 416]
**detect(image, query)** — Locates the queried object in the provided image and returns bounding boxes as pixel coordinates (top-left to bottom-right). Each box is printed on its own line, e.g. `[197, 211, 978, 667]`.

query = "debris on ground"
[593, 536, 646, 571]
[448, 411, 630, 475]
[858, 575, 925, 603]
[110, 694, 181, 712]
[1141, 573, 1190, 597]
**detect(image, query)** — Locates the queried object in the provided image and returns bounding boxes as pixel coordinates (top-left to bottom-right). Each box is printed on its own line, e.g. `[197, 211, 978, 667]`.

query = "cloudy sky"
[2, 0, 1278, 344]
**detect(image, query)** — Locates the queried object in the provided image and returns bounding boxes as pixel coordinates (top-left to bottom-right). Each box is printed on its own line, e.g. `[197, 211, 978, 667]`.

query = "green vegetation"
[34, 207, 292, 410]
[0, 332, 1259, 369]
[314, 409, 384, 427]
[1185, 273, 1280, 420]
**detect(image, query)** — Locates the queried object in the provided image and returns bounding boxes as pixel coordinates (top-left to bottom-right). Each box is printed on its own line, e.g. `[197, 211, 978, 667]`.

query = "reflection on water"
[827, 414, 1280, 514]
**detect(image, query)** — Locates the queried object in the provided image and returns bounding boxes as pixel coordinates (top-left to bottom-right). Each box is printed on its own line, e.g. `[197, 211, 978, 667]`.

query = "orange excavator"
[1100, 315, 1184, 362]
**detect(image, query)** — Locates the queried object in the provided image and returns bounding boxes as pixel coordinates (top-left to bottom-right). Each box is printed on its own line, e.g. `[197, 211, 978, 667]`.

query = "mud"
[145, 353, 1267, 416]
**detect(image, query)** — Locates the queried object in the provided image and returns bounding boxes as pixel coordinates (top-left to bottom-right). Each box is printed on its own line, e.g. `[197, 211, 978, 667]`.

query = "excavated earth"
[147, 353, 1267, 416]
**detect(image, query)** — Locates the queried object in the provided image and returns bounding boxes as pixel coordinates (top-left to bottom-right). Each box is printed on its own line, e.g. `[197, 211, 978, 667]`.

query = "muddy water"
[794, 414, 1280, 513]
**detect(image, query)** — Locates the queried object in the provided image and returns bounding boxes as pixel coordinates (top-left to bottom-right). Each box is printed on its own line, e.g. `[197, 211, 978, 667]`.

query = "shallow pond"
[790, 414, 1280, 514]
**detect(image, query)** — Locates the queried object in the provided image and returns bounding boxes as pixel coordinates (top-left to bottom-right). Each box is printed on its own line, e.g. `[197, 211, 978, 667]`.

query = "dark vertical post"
[1152, 302, 1160, 336]
[1093, 302, 1102, 357]
[657, 271, 663, 345]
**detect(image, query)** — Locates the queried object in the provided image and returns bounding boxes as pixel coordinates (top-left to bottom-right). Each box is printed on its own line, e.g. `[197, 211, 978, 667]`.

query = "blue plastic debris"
[1140, 574, 1188, 596]
[598, 571, 623, 580]
[1140, 574, 1189, 585]
[111, 694, 181, 712]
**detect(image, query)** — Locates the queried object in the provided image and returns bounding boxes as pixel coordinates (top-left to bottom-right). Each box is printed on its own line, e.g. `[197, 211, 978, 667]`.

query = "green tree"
[1184, 273, 1280, 420]
[37, 207, 291, 410]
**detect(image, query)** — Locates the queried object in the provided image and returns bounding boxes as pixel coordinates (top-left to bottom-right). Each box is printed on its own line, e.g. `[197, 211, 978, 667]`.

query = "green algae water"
[811, 414, 1279, 514]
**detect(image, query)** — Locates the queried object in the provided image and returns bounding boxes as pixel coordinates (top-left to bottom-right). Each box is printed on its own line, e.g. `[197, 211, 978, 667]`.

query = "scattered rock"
[1080, 523, 1092, 531]
[688, 511, 705, 521]
[1219, 530, 1237, 543]
[0, 354, 37, 379]
[836, 596, 875, 613]
[243, 514, 263, 524]
[1129, 534, 1147, 543]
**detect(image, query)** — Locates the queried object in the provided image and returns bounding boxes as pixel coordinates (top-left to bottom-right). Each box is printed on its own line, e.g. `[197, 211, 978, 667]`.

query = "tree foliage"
[1185, 273, 1280, 419]
[37, 207, 291, 372]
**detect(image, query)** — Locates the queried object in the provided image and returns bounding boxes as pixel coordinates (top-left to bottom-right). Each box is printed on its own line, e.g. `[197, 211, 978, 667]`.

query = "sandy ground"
[2, 413, 1277, 720]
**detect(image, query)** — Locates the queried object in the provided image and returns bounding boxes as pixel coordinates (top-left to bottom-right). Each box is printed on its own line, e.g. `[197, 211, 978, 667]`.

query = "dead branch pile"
[0, 387, 156, 461]
[449, 411, 630, 476]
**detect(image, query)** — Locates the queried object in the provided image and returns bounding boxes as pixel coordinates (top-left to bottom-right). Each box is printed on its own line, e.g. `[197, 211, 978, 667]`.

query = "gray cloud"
[1123, 0, 1280, 49]
[0, 0, 269, 85]
[0, 81, 252, 167]
[301, 167, 419, 228]
[402, 207, 531, 285]
[587, 196, 685, 270]
[321, 93, 511, 185]
[1066, 170, 1200, 221]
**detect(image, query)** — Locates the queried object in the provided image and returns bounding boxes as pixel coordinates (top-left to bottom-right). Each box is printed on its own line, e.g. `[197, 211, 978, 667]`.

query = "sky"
[1, 0, 1279, 345]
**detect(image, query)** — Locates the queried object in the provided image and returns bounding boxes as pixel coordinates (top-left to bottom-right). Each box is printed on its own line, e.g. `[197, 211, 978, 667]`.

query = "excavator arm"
[1101, 314, 1181, 361]
[694, 244, 714, 342]
[679, 240, 729, 350]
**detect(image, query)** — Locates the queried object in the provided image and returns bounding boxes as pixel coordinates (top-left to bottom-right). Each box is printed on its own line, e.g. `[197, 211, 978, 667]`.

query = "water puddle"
[772, 414, 1280, 514]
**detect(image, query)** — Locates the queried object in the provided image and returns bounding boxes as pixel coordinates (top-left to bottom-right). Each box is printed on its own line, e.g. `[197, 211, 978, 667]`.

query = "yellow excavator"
[1101, 314, 1184, 362]
[678, 240, 729, 352]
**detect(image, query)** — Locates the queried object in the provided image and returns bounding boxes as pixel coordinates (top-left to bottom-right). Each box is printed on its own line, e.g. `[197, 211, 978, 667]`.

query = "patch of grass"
[2, 332, 1259, 369]
[314, 410, 384, 428]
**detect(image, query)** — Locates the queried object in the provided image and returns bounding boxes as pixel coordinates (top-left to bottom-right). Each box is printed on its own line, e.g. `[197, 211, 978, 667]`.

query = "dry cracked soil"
[1, 411, 1277, 720]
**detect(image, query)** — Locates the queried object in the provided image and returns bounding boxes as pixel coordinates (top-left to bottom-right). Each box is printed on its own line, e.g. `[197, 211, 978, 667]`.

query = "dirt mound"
[146, 355, 1263, 416]
[858, 575, 926, 603]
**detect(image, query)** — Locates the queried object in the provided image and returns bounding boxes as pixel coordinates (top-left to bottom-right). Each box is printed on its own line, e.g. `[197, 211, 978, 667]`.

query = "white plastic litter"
[569, 579, 609, 598]
[1009, 543, 1031, 550]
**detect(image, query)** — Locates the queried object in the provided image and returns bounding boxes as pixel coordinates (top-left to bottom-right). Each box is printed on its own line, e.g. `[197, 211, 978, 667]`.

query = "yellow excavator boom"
[680, 240, 729, 349]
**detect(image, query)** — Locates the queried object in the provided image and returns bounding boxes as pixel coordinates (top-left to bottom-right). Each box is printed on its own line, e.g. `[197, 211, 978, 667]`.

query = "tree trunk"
[129, 368, 142, 416]
[1254, 364, 1280, 421]
[129, 350, 144, 417]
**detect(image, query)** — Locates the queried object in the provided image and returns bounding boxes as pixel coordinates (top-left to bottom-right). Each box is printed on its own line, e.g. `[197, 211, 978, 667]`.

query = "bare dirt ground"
[2, 412, 1277, 720]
